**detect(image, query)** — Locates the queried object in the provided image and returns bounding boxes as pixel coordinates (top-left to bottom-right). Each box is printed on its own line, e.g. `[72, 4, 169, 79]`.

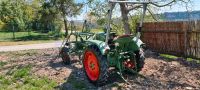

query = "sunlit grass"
[0, 61, 7, 67]
[160, 54, 200, 63]
[160, 54, 178, 59]
[0, 31, 63, 46]
[0, 66, 57, 90]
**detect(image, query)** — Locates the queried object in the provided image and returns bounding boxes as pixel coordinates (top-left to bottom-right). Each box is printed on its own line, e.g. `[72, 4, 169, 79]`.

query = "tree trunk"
[63, 15, 68, 37]
[119, 3, 131, 34]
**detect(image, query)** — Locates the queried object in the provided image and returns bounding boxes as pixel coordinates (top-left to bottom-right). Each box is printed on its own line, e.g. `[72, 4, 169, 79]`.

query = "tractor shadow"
[47, 56, 98, 90]
[105, 71, 168, 89]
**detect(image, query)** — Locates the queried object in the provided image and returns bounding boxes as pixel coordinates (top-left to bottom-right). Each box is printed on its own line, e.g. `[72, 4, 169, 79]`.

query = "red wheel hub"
[84, 51, 100, 81]
[123, 59, 135, 68]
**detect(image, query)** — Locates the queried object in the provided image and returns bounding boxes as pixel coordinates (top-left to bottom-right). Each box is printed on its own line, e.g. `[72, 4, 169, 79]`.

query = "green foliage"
[88, 0, 109, 18]
[0, 0, 62, 33]
[130, 14, 140, 34]
[0, 20, 6, 31]
[0, 61, 7, 67]
[0, 0, 85, 38]
[13, 66, 31, 78]
[51, 0, 83, 17]
[97, 18, 106, 26]
[0, 0, 34, 31]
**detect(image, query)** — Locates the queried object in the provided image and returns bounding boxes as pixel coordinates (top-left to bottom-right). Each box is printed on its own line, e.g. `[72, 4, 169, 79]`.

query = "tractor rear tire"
[83, 45, 109, 86]
[135, 48, 145, 72]
[60, 47, 70, 65]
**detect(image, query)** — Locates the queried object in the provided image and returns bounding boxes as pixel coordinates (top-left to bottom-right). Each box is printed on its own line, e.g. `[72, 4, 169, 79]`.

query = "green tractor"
[60, 0, 148, 86]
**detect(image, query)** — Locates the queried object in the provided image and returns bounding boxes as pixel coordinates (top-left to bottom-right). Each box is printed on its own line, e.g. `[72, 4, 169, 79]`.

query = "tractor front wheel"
[135, 48, 145, 72]
[83, 45, 109, 86]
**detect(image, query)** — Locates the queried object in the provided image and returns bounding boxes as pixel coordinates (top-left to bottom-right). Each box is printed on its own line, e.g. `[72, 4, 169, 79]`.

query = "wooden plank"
[142, 21, 200, 59]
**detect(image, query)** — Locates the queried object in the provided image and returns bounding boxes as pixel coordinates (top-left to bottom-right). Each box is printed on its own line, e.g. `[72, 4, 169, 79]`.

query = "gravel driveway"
[0, 41, 62, 52]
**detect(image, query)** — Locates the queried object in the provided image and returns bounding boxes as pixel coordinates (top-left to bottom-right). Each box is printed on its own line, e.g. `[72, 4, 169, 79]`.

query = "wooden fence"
[141, 21, 200, 59]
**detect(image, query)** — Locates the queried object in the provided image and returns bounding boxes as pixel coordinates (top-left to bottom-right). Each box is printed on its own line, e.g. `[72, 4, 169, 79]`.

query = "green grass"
[0, 31, 44, 41]
[160, 54, 200, 63]
[0, 61, 7, 67]
[186, 58, 193, 61]
[0, 66, 57, 90]
[160, 54, 178, 59]
[0, 31, 63, 46]
[0, 31, 64, 41]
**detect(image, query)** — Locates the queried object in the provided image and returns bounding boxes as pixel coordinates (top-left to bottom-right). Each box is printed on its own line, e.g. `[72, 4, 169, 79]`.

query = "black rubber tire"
[60, 47, 70, 65]
[135, 48, 145, 72]
[83, 45, 109, 86]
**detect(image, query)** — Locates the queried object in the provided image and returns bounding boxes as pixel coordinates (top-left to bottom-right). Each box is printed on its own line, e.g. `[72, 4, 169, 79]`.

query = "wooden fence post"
[183, 22, 188, 58]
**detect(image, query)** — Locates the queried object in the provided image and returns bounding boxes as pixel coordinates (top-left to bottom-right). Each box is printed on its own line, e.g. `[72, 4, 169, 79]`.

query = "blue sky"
[73, 0, 200, 20]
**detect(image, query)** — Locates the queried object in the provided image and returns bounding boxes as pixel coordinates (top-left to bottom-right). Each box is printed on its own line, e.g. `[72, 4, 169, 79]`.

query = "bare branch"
[147, 8, 158, 21]
[151, 0, 176, 7]
[127, 4, 142, 12]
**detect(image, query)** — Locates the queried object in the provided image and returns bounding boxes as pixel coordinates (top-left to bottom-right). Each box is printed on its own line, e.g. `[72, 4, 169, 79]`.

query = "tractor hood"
[113, 35, 144, 52]
[86, 40, 109, 55]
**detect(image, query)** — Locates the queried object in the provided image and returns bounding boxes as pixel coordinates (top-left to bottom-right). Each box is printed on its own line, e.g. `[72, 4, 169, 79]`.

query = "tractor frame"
[60, 0, 152, 86]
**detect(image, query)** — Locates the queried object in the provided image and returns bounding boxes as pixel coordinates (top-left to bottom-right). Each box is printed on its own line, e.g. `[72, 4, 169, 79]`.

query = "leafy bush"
[0, 20, 6, 31]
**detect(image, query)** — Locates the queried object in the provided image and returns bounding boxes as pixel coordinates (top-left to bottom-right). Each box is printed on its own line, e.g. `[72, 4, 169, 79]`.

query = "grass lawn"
[0, 31, 62, 46]
[160, 53, 200, 63]
[0, 65, 57, 90]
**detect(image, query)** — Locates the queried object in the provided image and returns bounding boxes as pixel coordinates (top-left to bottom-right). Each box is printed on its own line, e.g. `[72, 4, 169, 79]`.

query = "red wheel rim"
[84, 50, 100, 81]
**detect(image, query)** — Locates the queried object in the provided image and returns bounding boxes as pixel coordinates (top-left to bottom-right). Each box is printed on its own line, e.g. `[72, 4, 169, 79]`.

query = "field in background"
[0, 31, 64, 46]
[0, 28, 104, 46]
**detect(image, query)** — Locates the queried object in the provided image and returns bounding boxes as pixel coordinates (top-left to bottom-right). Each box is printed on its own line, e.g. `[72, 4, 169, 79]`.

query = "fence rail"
[141, 21, 200, 59]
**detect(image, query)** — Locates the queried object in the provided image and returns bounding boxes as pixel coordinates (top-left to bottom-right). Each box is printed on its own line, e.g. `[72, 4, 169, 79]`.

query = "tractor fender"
[86, 40, 109, 55]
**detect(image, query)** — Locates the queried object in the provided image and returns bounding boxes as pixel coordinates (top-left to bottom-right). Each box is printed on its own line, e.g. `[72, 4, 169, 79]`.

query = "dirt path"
[0, 48, 199, 90]
[0, 41, 62, 52]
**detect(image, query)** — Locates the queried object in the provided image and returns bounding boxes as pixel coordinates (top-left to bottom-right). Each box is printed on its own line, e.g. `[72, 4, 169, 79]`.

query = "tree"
[0, 0, 41, 31]
[89, 0, 191, 34]
[50, 0, 83, 36]
[38, 1, 60, 32]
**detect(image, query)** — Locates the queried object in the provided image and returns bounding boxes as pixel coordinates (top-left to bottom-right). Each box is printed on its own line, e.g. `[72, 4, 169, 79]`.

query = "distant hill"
[163, 10, 200, 21]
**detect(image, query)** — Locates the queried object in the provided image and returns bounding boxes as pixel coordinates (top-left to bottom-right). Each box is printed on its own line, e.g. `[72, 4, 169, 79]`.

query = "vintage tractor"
[60, 0, 149, 86]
